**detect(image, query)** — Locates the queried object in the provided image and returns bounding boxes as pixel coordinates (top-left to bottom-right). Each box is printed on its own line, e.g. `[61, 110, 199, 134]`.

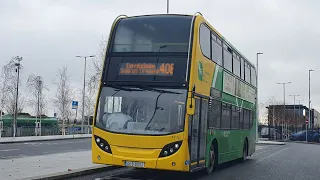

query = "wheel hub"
[210, 149, 215, 164]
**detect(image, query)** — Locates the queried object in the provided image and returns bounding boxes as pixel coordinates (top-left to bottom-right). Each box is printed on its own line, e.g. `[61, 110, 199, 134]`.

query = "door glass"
[199, 99, 208, 159]
[191, 99, 200, 161]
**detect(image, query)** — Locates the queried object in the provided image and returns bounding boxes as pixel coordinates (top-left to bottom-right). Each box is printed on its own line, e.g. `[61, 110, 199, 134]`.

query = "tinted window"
[250, 111, 254, 129]
[231, 106, 239, 129]
[212, 38, 223, 66]
[200, 24, 211, 58]
[241, 58, 244, 80]
[233, 55, 240, 77]
[251, 67, 257, 87]
[221, 103, 231, 129]
[243, 109, 250, 129]
[239, 108, 244, 129]
[95, 87, 187, 135]
[208, 99, 221, 128]
[244, 61, 251, 83]
[200, 99, 208, 158]
[223, 44, 232, 72]
[112, 15, 192, 52]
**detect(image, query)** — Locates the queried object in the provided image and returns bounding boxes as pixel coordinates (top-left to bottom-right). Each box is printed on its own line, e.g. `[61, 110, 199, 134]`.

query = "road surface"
[70, 142, 320, 180]
[0, 138, 91, 159]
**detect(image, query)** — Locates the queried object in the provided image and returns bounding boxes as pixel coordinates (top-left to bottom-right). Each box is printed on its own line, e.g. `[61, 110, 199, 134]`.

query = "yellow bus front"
[92, 14, 195, 172]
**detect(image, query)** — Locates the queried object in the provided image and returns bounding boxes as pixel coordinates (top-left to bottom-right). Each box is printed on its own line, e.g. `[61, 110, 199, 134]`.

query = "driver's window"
[105, 96, 122, 113]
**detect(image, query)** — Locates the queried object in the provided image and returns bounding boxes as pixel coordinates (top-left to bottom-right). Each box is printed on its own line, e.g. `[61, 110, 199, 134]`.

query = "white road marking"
[255, 147, 290, 163]
[23, 140, 88, 146]
[0, 149, 19, 152]
[256, 146, 267, 151]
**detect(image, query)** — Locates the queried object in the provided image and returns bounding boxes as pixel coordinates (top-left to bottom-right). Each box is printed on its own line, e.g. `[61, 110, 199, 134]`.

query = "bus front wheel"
[205, 143, 217, 175]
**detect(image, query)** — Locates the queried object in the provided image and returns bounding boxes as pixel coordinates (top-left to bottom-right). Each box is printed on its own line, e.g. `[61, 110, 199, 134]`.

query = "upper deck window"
[112, 15, 192, 53]
[199, 24, 211, 58]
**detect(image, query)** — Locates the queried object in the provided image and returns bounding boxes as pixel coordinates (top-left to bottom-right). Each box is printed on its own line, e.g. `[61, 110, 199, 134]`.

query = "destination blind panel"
[105, 56, 187, 83]
[119, 63, 174, 76]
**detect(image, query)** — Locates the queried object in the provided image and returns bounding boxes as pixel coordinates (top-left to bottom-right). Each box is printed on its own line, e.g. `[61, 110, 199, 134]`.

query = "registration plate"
[124, 161, 145, 168]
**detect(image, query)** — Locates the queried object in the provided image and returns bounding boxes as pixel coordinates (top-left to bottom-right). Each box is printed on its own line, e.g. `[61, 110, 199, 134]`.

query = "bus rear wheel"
[241, 140, 248, 163]
[205, 143, 217, 174]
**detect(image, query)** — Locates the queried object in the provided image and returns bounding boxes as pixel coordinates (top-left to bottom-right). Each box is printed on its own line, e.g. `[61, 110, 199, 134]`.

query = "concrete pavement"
[0, 137, 100, 180]
[0, 134, 92, 144]
[0, 150, 101, 180]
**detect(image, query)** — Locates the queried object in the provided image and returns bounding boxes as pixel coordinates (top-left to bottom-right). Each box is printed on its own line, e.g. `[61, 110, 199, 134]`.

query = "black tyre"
[241, 140, 247, 163]
[205, 143, 217, 175]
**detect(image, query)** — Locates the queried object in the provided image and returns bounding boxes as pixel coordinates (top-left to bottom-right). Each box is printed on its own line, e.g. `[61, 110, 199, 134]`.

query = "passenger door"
[189, 97, 208, 171]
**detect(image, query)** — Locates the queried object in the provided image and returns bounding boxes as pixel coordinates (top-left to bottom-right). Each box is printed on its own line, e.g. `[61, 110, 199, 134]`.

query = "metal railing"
[1, 125, 92, 137]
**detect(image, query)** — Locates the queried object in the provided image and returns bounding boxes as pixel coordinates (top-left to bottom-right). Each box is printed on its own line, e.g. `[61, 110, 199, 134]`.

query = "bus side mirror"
[187, 98, 195, 115]
[187, 85, 196, 115]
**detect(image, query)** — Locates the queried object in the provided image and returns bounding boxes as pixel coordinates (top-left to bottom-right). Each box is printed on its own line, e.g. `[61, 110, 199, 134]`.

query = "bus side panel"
[248, 116, 256, 156]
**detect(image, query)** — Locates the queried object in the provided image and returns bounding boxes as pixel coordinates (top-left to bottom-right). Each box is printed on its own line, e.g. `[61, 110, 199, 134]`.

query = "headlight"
[94, 135, 112, 154]
[159, 141, 182, 158]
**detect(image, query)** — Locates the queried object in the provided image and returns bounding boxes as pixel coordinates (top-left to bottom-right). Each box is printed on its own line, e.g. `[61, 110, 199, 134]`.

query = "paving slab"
[0, 150, 100, 180]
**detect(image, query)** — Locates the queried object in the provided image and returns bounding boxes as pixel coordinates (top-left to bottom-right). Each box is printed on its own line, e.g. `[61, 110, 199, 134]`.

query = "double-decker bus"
[92, 13, 257, 174]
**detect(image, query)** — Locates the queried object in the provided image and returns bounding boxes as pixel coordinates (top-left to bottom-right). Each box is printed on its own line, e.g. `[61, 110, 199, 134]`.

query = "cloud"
[1, 0, 320, 116]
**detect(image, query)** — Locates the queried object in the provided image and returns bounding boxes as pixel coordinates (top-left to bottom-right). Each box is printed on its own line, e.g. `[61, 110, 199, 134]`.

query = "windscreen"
[95, 87, 187, 135]
[112, 15, 192, 53]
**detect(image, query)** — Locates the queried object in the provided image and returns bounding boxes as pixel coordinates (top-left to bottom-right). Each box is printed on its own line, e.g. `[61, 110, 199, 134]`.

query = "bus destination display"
[119, 63, 174, 76]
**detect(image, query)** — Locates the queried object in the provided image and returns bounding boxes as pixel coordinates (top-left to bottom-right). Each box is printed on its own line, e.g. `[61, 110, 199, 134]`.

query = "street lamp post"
[13, 56, 22, 137]
[289, 94, 300, 134]
[36, 76, 43, 136]
[309, 69, 314, 131]
[256, 52, 263, 142]
[76, 55, 95, 134]
[277, 81, 291, 140]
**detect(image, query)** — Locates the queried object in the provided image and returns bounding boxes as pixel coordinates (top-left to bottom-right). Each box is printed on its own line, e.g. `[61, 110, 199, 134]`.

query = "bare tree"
[27, 74, 48, 117]
[76, 36, 108, 130]
[85, 79, 98, 124]
[0, 58, 25, 115]
[52, 66, 72, 135]
[74, 78, 98, 131]
[89, 35, 107, 87]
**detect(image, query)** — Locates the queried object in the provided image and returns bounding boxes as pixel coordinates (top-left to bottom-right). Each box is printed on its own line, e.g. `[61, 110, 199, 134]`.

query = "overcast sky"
[1, 0, 320, 118]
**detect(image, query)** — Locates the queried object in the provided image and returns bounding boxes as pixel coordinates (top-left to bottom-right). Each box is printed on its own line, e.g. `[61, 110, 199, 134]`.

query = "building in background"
[263, 104, 320, 139]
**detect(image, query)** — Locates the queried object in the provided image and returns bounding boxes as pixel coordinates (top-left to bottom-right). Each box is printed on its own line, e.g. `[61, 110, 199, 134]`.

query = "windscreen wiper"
[109, 84, 143, 92]
[137, 84, 181, 94]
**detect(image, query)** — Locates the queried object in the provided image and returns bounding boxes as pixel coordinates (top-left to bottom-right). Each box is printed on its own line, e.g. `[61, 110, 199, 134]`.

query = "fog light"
[172, 162, 176, 166]
[97, 155, 101, 160]
[174, 144, 179, 149]
[164, 151, 168, 156]
[96, 138, 100, 143]
[169, 148, 174, 153]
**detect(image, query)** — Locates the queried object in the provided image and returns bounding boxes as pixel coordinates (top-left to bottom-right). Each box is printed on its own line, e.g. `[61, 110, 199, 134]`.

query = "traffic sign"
[72, 101, 78, 109]
[306, 119, 309, 124]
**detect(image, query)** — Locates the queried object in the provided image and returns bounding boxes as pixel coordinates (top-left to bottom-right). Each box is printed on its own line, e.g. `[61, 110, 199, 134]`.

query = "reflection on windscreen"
[95, 87, 187, 135]
[112, 15, 192, 52]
